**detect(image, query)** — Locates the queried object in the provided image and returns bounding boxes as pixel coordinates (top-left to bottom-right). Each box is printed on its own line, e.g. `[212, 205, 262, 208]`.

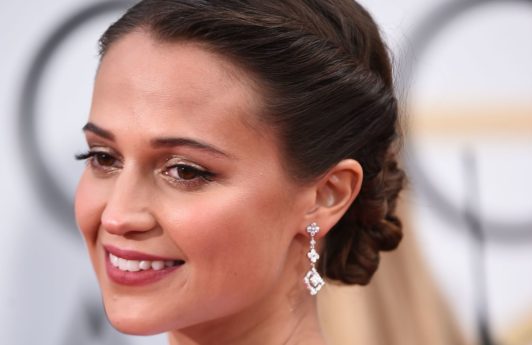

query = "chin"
[106, 313, 167, 336]
[103, 302, 172, 336]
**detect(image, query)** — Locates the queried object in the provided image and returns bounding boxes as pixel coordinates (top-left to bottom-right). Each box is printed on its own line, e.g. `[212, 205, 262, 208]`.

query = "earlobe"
[304, 159, 363, 236]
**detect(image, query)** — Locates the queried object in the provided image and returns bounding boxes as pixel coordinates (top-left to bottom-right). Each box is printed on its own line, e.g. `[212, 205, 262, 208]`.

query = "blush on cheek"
[74, 174, 106, 244]
[170, 193, 286, 289]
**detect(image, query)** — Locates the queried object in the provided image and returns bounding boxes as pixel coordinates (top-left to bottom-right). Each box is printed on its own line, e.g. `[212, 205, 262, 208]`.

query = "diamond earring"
[304, 222, 325, 295]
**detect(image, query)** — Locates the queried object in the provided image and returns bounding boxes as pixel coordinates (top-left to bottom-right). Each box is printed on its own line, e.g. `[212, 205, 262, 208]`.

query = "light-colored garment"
[318, 201, 468, 345]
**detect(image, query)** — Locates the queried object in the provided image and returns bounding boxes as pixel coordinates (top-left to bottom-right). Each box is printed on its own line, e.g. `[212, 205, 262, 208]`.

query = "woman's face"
[75, 31, 312, 334]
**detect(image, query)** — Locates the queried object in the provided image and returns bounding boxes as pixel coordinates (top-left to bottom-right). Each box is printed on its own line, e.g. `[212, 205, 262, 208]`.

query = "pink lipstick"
[104, 245, 185, 286]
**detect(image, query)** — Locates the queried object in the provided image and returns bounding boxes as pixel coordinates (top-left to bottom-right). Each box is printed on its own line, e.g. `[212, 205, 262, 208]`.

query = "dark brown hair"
[99, 0, 405, 285]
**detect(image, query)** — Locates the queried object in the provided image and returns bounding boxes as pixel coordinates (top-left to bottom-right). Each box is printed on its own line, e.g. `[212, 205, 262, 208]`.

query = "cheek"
[75, 171, 106, 246]
[159, 183, 297, 296]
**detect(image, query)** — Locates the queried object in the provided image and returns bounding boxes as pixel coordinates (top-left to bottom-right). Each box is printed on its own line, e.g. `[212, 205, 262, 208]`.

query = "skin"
[75, 30, 362, 345]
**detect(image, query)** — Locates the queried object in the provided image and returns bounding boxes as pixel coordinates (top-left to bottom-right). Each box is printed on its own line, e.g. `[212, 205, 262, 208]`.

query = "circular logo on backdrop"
[398, 0, 532, 242]
[17, 3, 137, 345]
[18, 0, 134, 236]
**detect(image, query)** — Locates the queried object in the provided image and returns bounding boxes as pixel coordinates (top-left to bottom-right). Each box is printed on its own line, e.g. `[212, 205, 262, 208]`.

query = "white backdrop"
[1, 0, 531, 344]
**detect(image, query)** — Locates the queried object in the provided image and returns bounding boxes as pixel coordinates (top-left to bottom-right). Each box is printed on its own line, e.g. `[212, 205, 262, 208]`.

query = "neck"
[167, 237, 327, 345]
[168, 296, 324, 345]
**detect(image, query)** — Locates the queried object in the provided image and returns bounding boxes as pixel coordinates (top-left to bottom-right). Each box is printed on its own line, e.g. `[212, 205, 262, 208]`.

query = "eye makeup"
[76, 150, 218, 190]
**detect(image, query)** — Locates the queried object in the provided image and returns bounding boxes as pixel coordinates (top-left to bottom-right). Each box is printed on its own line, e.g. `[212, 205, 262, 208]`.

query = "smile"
[104, 245, 185, 286]
[109, 253, 180, 272]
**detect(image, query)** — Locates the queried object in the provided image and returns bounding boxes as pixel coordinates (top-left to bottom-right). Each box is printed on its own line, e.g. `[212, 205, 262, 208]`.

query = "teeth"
[127, 260, 140, 272]
[139, 260, 151, 270]
[118, 258, 128, 271]
[110, 254, 119, 267]
[151, 261, 165, 271]
[109, 253, 178, 272]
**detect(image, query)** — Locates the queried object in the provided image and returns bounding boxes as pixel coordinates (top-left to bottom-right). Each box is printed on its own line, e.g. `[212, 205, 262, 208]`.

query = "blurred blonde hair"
[318, 200, 468, 345]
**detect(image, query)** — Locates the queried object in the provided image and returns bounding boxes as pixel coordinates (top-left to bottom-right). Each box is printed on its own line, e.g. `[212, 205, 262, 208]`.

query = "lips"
[104, 244, 185, 286]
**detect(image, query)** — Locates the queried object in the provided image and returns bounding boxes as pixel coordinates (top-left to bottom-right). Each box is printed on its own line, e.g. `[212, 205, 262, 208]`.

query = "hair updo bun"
[99, 0, 406, 285]
[322, 151, 405, 285]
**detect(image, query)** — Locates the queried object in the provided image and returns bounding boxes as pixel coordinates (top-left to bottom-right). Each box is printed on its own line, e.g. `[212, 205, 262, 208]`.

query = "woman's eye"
[75, 150, 120, 170]
[164, 164, 214, 182]
[93, 152, 116, 167]
[175, 165, 199, 180]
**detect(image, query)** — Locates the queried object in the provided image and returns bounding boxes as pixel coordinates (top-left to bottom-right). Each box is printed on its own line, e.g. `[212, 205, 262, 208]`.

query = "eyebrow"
[82, 122, 230, 158]
[83, 122, 114, 140]
[150, 137, 230, 158]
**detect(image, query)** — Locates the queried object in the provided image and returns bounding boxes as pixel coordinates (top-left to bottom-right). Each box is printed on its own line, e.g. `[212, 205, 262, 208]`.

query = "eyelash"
[75, 150, 216, 189]
[75, 150, 120, 172]
[162, 163, 216, 188]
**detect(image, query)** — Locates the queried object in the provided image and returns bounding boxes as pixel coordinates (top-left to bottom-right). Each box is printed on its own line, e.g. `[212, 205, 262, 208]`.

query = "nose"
[101, 168, 157, 236]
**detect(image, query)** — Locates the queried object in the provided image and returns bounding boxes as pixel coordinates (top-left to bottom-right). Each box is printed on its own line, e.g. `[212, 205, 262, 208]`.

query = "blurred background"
[1, 0, 531, 344]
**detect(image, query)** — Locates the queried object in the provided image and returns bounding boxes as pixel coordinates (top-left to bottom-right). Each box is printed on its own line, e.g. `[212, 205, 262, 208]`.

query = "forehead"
[91, 30, 270, 148]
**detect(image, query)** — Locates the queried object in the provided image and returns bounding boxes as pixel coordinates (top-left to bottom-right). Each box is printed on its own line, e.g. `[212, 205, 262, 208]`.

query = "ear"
[301, 159, 363, 238]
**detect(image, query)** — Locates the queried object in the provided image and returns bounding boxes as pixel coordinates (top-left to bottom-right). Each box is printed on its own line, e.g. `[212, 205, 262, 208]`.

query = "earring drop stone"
[304, 222, 324, 295]
[305, 268, 325, 296]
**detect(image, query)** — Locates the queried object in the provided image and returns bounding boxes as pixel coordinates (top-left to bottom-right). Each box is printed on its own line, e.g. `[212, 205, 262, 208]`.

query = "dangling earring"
[304, 222, 325, 295]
